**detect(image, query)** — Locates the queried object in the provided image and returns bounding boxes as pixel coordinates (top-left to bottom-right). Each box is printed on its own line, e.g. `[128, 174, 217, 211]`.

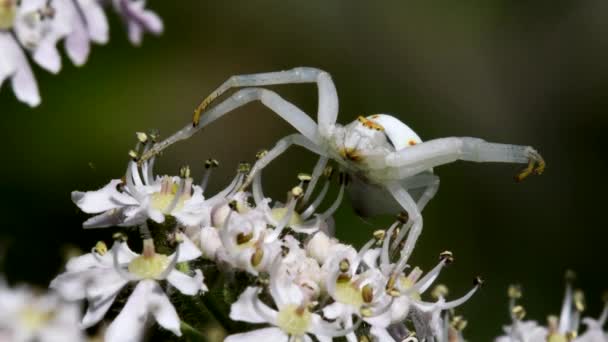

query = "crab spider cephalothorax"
[139, 67, 545, 266]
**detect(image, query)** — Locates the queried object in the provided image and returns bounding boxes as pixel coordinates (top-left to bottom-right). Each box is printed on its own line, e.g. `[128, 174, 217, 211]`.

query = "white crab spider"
[139, 67, 544, 266]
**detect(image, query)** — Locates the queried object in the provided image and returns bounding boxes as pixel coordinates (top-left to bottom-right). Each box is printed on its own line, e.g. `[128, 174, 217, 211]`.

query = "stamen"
[317, 176, 345, 221]
[512, 305, 526, 320]
[200, 158, 219, 193]
[411, 257, 448, 294]
[438, 279, 481, 310]
[300, 181, 329, 220]
[431, 284, 449, 300]
[111, 242, 138, 281]
[142, 238, 156, 258]
[301, 157, 329, 206]
[265, 195, 298, 243]
[381, 222, 399, 266]
[558, 272, 575, 333]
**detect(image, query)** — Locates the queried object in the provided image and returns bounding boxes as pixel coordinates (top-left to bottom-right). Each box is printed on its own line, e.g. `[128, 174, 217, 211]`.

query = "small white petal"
[230, 287, 276, 324]
[72, 180, 129, 213]
[147, 281, 181, 336]
[166, 269, 206, 295]
[225, 328, 288, 342]
[322, 302, 346, 320]
[174, 235, 202, 263]
[104, 281, 151, 342]
[77, 0, 109, 43]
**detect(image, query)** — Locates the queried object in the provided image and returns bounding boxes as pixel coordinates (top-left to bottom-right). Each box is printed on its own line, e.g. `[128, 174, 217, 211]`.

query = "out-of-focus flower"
[495, 276, 608, 342]
[0, 0, 160, 106]
[112, 0, 162, 45]
[0, 280, 85, 342]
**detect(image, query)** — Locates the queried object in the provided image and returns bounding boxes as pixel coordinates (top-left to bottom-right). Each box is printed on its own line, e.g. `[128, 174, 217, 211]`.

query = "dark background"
[1, 1, 607, 340]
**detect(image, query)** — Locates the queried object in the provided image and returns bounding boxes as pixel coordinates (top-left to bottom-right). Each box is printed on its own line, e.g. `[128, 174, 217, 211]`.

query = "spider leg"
[385, 137, 545, 181]
[241, 133, 328, 191]
[139, 87, 320, 163]
[385, 181, 423, 271]
[193, 67, 338, 138]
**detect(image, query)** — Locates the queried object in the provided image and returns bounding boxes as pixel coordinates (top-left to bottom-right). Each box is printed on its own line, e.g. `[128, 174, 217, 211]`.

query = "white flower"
[226, 259, 344, 342]
[50, 236, 205, 341]
[72, 147, 211, 228]
[0, 280, 85, 342]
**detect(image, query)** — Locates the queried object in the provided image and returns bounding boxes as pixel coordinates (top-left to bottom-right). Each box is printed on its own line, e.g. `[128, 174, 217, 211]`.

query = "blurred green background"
[1, 1, 607, 340]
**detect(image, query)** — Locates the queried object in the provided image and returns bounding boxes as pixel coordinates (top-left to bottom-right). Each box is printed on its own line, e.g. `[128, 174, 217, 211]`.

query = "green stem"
[180, 321, 208, 342]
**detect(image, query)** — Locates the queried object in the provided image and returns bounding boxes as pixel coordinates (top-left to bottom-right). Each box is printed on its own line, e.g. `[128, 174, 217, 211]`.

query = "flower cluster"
[44, 131, 482, 341]
[0, 0, 162, 106]
[496, 273, 608, 342]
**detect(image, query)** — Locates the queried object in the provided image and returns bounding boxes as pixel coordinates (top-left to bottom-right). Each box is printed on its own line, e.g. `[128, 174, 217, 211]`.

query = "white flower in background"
[50, 235, 205, 341]
[112, 0, 162, 45]
[0, 280, 85, 342]
[0, 0, 160, 106]
[495, 277, 608, 342]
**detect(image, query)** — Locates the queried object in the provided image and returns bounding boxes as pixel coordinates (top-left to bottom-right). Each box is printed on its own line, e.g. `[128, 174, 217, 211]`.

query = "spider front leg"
[385, 137, 545, 181]
[139, 67, 339, 164]
[240, 133, 328, 191]
[139, 87, 320, 163]
[193, 67, 339, 138]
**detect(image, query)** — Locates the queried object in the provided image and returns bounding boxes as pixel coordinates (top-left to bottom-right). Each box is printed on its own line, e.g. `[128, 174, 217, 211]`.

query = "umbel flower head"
[0, 0, 162, 106]
[51, 131, 485, 341]
[495, 272, 608, 342]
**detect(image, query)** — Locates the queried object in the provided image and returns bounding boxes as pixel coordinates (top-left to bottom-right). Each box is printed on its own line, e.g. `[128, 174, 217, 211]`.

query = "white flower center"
[150, 180, 189, 214]
[276, 304, 311, 337]
[19, 306, 54, 331]
[334, 282, 364, 307]
[270, 207, 303, 226]
[127, 254, 170, 279]
[547, 334, 568, 342]
[0, 0, 16, 29]
[399, 275, 421, 301]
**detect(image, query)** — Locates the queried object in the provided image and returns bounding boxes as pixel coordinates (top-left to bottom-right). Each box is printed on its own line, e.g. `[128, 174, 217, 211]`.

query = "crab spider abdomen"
[366, 114, 423, 151]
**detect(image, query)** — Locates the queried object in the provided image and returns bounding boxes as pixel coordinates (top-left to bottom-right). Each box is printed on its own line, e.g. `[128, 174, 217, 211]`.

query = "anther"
[255, 150, 268, 160]
[360, 307, 373, 317]
[388, 289, 401, 297]
[359, 335, 371, 342]
[205, 159, 219, 169]
[574, 289, 585, 312]
[362, 284, 374, 303]
[228, 200, 238, 211]
[339, 259, 350, 273]
[451, 316, 468, 331]
[238, 162, 251, 174]
[337, 274, 351, 283]
[396, 212, 409, 224]
[297, 173, 312, 183]
[373, 229, 385, 241]
[473, 276, 484, 287]
[148, 130, 160, 142]
[251, 247, 264, 267]
[439, 250, 454, 264]
[128, 150, 139, 161]
[291, 186, 304, 199]
[236, 232, 254, 245]
[512, 305, 526, 320]
[566, 331, 578, 341]
[565, 269, 577, 282]
[94, 241, 108, 255]
[179, 165, 191, 179]
[323, 166, 334, 179]
[308, 301, 319, 311]
[431, 284, 449, 300]
[136, 132, 148, 143]
[508, 284, 522, 299]
[112, 232, 127, 241]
